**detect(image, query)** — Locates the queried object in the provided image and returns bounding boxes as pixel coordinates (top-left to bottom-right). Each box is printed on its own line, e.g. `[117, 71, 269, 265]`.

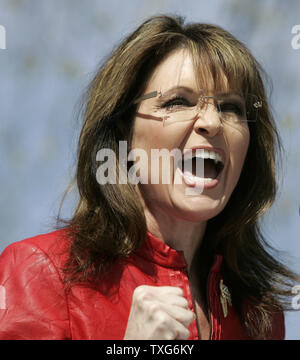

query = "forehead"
[143, 47, 230, 94]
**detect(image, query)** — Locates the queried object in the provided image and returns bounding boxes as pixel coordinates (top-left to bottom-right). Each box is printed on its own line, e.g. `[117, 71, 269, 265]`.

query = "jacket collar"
[135, 230, 222, 272]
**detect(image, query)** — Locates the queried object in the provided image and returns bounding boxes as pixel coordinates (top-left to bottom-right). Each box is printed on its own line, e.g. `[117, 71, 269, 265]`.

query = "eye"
[161, 96, 192, 110]
[219, 101, 245, 116]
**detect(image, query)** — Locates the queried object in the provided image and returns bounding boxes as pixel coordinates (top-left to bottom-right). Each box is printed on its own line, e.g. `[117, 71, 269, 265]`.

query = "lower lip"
[178, 167, 222, 190]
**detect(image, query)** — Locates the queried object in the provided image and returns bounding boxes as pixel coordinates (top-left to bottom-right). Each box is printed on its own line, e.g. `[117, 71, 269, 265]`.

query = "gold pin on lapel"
[219, 279, 232, 318]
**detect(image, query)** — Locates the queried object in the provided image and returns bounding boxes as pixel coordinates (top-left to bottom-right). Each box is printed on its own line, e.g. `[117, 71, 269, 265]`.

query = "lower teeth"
[184, 172, 214, 183]
[198, 177, 214, 182]
[190, 174, 214, 182]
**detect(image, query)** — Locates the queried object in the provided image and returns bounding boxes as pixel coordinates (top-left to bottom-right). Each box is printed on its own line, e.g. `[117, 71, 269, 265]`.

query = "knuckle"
[148, 302, 160, 314]
[156, 312, 170, 327]
[175, 287, 184, 296]
[133, 285, 150, 302]
[187, 310, 195, 322]
[178, 297, 189, 308]
[181, 328, 190, 340]
[164, 331, 175, 340]
[182, 298, 189, 307]
[176, 326, 190, 340]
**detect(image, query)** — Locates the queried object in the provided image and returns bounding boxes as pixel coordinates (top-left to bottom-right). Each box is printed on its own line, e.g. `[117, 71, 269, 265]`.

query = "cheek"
[132, 120, 159, 150]
[131, 120, 187, 189]
[131, 120, 165, 184]
[132, 119, 184, 151]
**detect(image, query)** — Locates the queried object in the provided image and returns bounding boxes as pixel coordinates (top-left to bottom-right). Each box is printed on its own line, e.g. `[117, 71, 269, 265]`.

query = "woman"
[0, 15, 297, 340]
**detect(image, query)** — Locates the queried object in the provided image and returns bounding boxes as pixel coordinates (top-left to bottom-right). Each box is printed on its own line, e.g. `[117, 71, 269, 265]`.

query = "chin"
[173, 197, 225, 222]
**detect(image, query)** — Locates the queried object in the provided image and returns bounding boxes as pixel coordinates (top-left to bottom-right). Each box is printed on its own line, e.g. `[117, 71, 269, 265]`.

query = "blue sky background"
[0, 0, 299, 339]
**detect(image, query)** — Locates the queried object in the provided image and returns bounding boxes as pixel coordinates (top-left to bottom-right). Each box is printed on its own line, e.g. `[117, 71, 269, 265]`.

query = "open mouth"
[178, 148, 225, 184]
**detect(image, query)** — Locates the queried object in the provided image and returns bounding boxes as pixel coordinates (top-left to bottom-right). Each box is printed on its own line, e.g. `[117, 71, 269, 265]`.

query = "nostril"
[194, 121, 223, 136]
[197, 128, 209, 134]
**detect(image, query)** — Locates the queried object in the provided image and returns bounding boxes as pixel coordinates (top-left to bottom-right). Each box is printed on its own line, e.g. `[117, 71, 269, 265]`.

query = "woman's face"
[131, 48, 250, 222]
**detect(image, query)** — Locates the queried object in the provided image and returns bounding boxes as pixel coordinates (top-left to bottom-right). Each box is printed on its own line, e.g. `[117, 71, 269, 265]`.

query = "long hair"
[58, 14, 298, 339]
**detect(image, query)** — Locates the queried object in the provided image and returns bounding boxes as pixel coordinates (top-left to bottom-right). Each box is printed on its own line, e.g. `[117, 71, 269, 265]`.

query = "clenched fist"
[123, 285, 196, 340]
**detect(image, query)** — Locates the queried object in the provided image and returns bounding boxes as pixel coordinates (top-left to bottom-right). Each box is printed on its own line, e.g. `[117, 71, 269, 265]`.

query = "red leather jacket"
[0, 229, 284, 340]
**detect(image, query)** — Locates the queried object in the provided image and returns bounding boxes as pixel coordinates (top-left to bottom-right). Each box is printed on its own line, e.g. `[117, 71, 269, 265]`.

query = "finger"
[151, 286, 184, 297]
[150, 310, 190, 340]
[133, 285, 185, 305]
[132, 285, 184, 306]
[147, 286, 189, 308]
[154, 293, 189, 309]
[167, 317, 191, 340]
[174, 320, 191, 340]
[156, 302, 196, 328]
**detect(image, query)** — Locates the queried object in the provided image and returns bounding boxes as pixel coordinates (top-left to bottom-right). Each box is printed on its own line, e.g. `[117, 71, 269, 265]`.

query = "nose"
[193, 103, 223, 137]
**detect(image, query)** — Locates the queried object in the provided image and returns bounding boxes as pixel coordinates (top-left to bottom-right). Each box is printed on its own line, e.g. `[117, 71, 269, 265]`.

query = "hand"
[123, 285, 195, 340]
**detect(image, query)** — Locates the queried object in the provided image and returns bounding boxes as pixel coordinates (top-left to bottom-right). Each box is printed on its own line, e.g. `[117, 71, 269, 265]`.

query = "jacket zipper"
[206, 271, 212, 340]
[186, 267, 212, 340]
[184, 268, 199, 340]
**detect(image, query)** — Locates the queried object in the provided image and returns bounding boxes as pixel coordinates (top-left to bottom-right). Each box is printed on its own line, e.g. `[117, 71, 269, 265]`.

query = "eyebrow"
[158, 86, 244, 97]
[133, 86, 196, 104]
[161, 86, 196, 96]
[133, 86, 245, 105]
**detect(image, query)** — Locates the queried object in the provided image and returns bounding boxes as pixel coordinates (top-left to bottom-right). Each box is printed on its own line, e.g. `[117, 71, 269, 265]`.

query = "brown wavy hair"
[58, 14, 298, 339]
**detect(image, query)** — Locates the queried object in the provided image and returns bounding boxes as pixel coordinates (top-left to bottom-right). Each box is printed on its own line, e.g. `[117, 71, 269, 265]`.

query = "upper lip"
[183, 145, 226, 165]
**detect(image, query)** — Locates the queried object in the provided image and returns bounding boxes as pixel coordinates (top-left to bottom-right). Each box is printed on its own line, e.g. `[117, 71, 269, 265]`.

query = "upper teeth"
[184, 149, 223, 165]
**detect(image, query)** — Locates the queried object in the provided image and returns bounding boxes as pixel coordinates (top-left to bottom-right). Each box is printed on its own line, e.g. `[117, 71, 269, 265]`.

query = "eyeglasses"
[133, 90, 262, 127]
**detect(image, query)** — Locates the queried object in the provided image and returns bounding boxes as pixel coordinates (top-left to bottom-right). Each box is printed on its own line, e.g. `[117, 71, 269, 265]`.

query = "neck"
[143, 205, 207, 271]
